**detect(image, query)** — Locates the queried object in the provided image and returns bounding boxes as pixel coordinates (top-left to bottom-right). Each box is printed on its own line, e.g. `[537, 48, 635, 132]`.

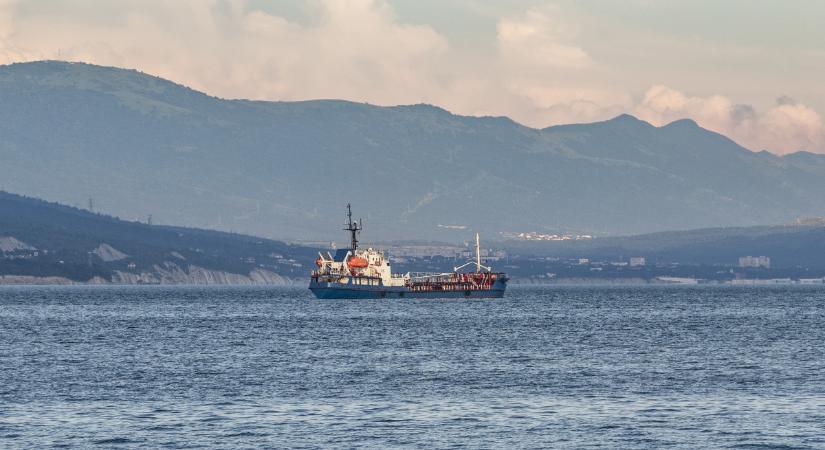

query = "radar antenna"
[344, 203, 362, 250]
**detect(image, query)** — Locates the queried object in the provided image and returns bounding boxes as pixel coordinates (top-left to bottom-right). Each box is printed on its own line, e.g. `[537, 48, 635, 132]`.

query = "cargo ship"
[309, 205, 508, 299]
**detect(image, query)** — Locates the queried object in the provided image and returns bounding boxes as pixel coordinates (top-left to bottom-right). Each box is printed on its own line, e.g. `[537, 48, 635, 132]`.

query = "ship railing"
[315, 267, 349, 275]
[407, 272, 454, 281]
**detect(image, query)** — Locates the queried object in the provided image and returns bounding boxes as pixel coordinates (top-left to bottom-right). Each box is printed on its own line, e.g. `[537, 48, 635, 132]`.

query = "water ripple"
[1, 285, 824, 448]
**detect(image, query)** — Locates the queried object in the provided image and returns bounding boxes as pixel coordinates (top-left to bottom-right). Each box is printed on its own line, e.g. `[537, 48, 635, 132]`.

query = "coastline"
[0, 266, 297, 286]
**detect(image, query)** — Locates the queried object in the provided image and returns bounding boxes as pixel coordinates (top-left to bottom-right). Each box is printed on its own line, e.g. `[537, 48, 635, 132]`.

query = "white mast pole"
[476, 233, 481, 273]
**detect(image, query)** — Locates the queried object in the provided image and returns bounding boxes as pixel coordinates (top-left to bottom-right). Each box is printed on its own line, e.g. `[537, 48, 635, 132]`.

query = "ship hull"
[309, 279, 507, 299]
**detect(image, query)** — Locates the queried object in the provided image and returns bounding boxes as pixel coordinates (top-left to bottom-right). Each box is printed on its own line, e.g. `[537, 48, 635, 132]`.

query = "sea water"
[1, 285, 824, 448]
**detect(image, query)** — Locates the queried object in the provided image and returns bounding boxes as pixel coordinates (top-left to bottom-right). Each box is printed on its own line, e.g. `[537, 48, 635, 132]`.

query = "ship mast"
[453, 233, 492, 273]
[344, 203, 362, 250]
[475, 232, 481, 273]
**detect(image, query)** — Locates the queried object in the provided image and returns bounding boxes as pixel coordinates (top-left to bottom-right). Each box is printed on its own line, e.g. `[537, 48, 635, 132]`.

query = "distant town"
[501, 231, 594, 241]
[300, 240, 825, 285]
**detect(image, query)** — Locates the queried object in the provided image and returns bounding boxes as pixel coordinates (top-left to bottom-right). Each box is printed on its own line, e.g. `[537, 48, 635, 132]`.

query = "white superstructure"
[314, 247, 408, 287]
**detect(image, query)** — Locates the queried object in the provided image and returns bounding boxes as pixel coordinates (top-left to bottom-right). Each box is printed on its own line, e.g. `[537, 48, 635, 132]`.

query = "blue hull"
[309, 280, 507, 299]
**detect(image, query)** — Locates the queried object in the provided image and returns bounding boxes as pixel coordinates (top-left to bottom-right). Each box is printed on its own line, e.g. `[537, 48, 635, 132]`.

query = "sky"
[1, 0, 824, 154]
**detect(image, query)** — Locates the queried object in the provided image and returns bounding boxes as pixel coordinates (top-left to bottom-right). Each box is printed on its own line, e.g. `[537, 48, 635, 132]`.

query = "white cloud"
[0, 0, 450, 105]
[0, 0, 615, 129]
[493, 7, 630, 128]
[497, 7, 591, 70]
[0, 1, 823, 154]
[635, 85, 825, 154]
[759, 102, 825, 154]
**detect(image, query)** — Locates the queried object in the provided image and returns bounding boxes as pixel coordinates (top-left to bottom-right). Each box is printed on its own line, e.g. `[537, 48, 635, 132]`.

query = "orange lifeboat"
[347, 256, 369, 268]
[315, 257, 324, 267]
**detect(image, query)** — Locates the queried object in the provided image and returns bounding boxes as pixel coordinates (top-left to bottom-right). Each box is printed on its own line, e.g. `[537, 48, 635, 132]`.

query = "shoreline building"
[739, 256, 770, 269]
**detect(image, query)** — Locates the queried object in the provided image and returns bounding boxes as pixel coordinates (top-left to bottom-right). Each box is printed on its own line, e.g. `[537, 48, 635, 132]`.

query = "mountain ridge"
[2, 60, 825, 241]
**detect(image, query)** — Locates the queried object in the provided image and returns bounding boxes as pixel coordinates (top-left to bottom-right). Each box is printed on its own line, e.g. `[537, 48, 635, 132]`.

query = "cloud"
[634, 86, 825, 154]
[759, 100, 825, 154]
[0, 1, 618, 129]
[493, 7, 632, 127]
[497, 7, 591, 70]
[0, 1, 823, 154]
[0, 0, 450, 105]
[635, 85, 738, 132]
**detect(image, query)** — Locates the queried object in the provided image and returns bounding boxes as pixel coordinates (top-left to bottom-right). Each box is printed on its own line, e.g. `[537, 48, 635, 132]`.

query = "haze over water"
[2, 285, 825, 448]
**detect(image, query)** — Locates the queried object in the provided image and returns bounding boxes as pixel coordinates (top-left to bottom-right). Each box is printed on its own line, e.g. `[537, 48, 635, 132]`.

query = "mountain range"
[2, 60, 825, 242]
